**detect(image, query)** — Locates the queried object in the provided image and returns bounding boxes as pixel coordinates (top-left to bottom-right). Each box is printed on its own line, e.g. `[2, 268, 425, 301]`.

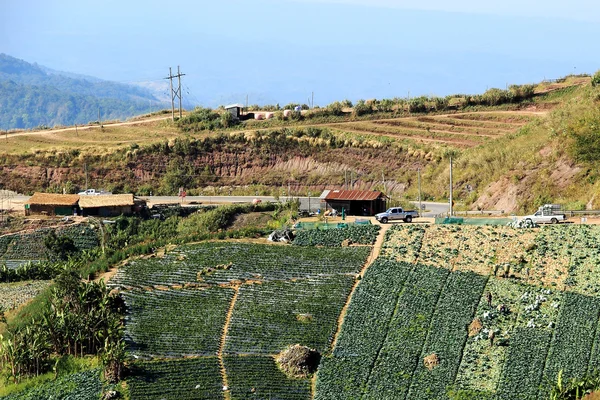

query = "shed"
[225, 103, 244, 120]
[26, 193, 80, 216]
[320, 189, 387, 216]
[78, 194, 135, 217]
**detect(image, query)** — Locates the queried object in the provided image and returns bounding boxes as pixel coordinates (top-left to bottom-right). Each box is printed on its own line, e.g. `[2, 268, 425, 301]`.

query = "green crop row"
[292, 225, 380, 247]
[225, 276, 354, 355]
[111, 242, 370, 288]
[407, 271, 488, 400]
[540, 292, 600, 396]
[363, 264, 450, 400]
[0, 223, 99, 266]
[123, 287, 233, 358]
[3, 369, 103, 400]
[224, 355, 311, 400]
[496, 328, 552, 400]
[127, 357, 224, 400]
[314, 259, 414, 399]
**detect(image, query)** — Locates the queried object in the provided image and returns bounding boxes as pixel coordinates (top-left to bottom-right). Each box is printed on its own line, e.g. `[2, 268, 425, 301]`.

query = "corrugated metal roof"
[323, 190, 385, 201]
[27, 193, 79, 206]
[225, 103, 244, 109]
[79, 194, 134, 208]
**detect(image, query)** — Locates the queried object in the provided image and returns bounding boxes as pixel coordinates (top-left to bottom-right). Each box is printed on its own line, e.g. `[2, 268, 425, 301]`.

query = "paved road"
[143, 196, 450, 217]
[5, 194, 450, 217]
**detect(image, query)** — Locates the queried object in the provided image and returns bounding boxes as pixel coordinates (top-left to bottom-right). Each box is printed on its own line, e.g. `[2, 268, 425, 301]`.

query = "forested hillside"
[0, 54, 168, 129]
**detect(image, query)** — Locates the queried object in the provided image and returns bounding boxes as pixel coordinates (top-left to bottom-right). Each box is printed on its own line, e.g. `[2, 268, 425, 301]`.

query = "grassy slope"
[1, 76, 598, 212]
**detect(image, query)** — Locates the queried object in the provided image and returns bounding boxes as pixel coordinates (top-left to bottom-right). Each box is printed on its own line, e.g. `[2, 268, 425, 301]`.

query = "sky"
[1, 0, 599, 107]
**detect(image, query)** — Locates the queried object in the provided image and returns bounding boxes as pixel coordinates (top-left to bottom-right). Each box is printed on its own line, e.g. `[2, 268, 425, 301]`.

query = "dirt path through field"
[218, 284, 240, 400]
[330, 222, 390, 349]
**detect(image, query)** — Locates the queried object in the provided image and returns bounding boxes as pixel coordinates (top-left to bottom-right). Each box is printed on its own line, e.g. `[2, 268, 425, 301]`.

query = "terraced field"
[103, 223, 600, 399]
[325, 111, 538, 148]
[116, 241, 372, 399]
[317, 224, 600, 399]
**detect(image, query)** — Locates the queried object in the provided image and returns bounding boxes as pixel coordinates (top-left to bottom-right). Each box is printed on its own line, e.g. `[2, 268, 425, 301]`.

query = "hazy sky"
[2, 0, 598, 106]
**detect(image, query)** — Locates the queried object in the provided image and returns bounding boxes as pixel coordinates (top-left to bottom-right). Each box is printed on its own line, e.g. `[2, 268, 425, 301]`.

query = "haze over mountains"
[0, 54, 172, 130]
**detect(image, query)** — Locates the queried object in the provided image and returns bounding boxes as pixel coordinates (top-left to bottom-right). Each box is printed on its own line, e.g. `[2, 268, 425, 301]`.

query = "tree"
[44, 232, 77, 261]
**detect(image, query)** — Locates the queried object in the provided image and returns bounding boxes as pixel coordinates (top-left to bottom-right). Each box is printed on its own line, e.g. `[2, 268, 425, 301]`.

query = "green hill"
[0, 54, 169, 129]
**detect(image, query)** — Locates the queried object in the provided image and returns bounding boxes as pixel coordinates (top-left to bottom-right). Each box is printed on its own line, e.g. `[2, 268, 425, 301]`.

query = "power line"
[164, 66, 186, 120]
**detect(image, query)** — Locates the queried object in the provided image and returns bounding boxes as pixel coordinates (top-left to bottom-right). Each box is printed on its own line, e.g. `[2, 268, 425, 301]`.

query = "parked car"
[375, 207, 419, 223]
[522, 204, 566, 224]
[77, 189, 111, 196]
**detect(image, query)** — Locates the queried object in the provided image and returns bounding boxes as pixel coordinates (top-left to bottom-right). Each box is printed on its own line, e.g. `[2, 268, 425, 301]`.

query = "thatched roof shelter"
[78, 194, 134, 209]
[27, 193, 79, 206]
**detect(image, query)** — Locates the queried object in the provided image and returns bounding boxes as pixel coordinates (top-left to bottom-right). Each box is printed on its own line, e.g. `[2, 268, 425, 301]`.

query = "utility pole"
[246, 94, 249, 114]
[98, 107, 102, 127]
[449, 156, 453, 217]
[418, 168, 422, 218]
[381, 171, 386, 195]
[311, 91, 314, 109]
[165, 66, 186, 120]
[84, 163, 89, 190]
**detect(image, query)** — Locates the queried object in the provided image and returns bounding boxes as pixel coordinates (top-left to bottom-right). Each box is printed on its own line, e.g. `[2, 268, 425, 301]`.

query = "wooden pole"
[449, 156, 453, 216]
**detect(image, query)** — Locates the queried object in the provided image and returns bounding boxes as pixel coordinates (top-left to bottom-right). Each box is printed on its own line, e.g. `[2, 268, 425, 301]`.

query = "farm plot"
[224, 355, 311, 400]
[364, 264, 450, 400]
[292, 224, 380, 247]
[122, 287, 233, 358]
[539, 292, 600, 396]
[3, 369, 103, 400]
[454, 277, 562, 395]
[373, 119, 502, 137]
[407, 271, 488, 400]
[380, 224, 425, 263]
[0, 280, 52, 310]
[127, 357, 224, 400]
[314, 259, 414, 400]
[0, 223, 99, 267]
[496, 328, 553, 400]
[111, 243, 369, 288]
[225, 276, 355, 354]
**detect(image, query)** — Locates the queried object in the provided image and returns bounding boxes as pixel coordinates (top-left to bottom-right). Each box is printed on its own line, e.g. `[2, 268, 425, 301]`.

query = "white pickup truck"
[522, 204, 566, 224]
[375, 207, 419, 223]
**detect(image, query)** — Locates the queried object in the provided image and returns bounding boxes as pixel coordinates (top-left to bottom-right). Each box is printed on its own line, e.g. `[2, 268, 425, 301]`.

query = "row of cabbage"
[127, 358, 224, 399]
[111, 242, 369, 288]
[0, 223, 98, 264]
[292, 225, 380, 247]
[3, 369, 103, 400]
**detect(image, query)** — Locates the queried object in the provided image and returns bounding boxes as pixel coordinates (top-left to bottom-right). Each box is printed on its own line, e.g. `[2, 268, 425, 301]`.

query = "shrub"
[592, 70, 600, 87]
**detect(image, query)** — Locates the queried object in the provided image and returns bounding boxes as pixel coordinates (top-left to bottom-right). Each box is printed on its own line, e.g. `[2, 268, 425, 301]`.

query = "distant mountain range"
[0, 54, 171, 130]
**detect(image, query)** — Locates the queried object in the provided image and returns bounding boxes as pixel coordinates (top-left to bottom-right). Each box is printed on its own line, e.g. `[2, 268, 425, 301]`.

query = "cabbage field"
[111, 224, 600, 399]
[316, 224, 600, 399]
[118, 241, 371, 399]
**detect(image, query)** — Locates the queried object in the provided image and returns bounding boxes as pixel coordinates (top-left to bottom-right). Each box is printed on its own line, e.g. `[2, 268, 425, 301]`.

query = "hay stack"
[276, 344, 320, 378]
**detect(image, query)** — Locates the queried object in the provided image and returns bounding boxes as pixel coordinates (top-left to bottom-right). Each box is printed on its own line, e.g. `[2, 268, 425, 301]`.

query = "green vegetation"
[0, 54, 165, 130]
[123, 287, 233, 357]
[127, 357, 223, 399]
[225, 355, 311, 400]
[111, 242, 369, 288]
[225, 276, 354, 354]
[1, 368, 104, 400]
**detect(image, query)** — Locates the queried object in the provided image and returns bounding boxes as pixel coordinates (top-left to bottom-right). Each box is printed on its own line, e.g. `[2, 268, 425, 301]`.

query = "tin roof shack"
[225, 104, 244, 121]
[26, 193, 80, 216]
[320, 190, 387, 216]
[78, 194, 135, 217]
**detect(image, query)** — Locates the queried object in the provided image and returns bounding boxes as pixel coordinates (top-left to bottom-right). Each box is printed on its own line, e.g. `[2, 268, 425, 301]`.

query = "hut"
[225, 103, 244, 120]
[25, 193, 80, 216]
[78, 194, 135, 217]
[320, 189, 387, 216]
